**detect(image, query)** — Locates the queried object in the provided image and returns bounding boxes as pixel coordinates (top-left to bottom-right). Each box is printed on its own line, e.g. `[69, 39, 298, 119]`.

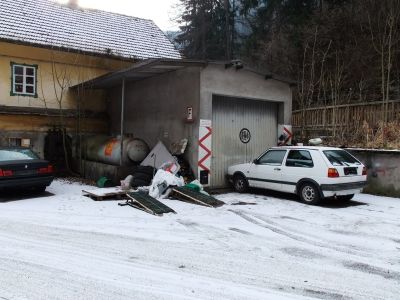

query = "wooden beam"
[0, 105, 107, 118]
[0, 114, 107, 133]
[292, 99, 400, 113]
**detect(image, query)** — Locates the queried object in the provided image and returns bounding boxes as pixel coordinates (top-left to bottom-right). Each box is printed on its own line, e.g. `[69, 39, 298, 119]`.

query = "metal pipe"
[120, 78, 126, 166]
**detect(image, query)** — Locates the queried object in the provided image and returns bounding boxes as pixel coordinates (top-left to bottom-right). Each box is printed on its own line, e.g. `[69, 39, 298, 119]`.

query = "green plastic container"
[97, 176, 112, 188]
[185, 183, 201, 192]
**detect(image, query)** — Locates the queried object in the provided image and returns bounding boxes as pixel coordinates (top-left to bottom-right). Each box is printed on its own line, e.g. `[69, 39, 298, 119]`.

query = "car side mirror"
[253, 159, 259, 165]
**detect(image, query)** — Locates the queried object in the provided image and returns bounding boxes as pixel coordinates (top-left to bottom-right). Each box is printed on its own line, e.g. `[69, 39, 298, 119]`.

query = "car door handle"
[274, 168, 281, 171]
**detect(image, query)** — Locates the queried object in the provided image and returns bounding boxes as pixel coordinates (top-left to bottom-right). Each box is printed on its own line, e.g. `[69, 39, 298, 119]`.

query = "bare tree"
[297, 26, 332, 139]
[367, 0, 400, 130]
[38, 50, 88, 172]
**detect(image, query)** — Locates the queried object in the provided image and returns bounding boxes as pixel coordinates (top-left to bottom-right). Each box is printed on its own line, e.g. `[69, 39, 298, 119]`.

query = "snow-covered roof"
[0, 0, 182, 60]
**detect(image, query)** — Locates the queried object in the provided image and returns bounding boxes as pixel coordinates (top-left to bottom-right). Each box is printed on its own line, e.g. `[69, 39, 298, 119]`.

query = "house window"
[8, 138, 22, 147]
[8, 138, 31, 148]
[11, 63, 38, 97]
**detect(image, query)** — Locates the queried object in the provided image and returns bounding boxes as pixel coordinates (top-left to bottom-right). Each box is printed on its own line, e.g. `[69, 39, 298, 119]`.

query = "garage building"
[75, 59, 292, 188]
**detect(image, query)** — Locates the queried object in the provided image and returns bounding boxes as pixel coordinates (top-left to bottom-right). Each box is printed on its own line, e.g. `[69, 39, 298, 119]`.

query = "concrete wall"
[107, 63, 292, 181]
[199, 64, 292, 124]
[108, 67, 201, 172]
[347, 149, 400, 197]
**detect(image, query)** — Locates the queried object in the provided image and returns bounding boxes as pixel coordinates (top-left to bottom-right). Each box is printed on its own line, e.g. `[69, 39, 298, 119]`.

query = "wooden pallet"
[82, 187, 129, 201]
[120, 192, 176, 216]
[171, 187, 225, 207]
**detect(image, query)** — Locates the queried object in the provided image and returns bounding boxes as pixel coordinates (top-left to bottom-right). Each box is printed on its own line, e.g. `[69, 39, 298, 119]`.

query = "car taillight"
[0, 169, 13, 177]
[328, 168, 339, 178]
[362, 167, 367, 176]
[38, 165, 53, 174]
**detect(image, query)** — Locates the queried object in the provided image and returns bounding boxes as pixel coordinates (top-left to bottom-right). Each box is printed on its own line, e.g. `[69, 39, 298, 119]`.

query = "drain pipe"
[120, 78, 126, 166]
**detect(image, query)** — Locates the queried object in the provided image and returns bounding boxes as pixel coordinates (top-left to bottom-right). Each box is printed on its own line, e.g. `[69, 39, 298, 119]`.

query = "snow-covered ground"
[0, 179, 399, 300]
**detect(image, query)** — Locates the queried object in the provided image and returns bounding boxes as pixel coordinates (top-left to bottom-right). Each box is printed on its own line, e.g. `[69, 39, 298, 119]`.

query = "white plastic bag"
[149, 169, 184, 199]
[120, 175, 133, 190]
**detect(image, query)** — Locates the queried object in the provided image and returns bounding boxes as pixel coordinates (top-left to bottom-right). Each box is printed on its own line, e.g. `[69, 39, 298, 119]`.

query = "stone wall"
[347, 149, 400, 197]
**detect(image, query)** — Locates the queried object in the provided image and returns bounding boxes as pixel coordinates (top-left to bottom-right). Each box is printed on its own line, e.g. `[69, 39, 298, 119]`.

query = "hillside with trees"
[174, 0, 400, 148]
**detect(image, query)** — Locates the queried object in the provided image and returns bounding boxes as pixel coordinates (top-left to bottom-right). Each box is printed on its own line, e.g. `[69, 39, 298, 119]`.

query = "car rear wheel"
[299, 182, 321, 205]
[233, 174, 248, 193]
[337, 194, 354, 201]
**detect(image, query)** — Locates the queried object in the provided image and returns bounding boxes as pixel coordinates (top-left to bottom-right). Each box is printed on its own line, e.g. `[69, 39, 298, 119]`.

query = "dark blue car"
[0, 147, 54, 193]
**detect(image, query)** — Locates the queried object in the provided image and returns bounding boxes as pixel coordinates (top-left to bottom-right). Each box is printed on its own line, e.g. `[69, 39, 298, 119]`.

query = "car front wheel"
[233, 174, 248, 193]
[299, 182, 321, 205]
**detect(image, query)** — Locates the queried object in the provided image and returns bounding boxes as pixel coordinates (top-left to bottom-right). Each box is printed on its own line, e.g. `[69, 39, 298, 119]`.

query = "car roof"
[270, 146, 344, 151]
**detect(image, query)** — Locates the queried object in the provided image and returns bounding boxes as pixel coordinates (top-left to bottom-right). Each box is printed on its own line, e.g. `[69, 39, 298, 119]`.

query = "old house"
[0, 0, 180, 157]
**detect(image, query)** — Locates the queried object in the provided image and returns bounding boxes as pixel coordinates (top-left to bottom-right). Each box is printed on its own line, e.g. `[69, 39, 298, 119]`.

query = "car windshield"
[0, 148, 39, 161]
[323, 150, 360, 166]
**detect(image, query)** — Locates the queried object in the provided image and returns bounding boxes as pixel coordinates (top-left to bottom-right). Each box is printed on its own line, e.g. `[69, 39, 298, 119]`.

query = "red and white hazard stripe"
[198, 126, 212, 181]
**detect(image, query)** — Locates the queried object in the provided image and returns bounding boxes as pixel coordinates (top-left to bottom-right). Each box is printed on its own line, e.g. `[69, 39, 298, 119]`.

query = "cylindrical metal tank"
[82, 135, 150, 166]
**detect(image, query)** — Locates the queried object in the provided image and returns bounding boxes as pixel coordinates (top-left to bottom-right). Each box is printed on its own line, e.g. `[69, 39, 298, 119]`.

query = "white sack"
[149, 169, 184, 199]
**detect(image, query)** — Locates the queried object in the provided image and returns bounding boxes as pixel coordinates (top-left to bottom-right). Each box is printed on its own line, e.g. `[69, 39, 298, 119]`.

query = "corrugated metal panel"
[211, 96, 278, 187]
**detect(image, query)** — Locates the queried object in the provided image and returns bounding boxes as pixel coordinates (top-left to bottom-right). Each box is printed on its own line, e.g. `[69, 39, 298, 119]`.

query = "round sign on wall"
[239, 128, 251, 144]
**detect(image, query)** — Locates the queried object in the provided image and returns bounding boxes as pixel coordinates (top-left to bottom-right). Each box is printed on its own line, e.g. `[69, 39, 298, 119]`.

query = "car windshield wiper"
[328, 155, 343, 166]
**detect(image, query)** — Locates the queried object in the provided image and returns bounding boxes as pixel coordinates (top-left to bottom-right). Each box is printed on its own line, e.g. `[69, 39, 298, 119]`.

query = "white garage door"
[211, 96, 278, 187]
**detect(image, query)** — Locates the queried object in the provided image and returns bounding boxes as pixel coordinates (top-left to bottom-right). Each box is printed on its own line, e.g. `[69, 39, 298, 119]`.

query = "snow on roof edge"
[0, 0, 182, 60]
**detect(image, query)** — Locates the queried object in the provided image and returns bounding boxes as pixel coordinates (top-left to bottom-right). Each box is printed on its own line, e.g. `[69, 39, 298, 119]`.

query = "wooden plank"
[0, 105, 107, 118]
[82, 187, 128, 201]
[82, 187, 128, 197]
[83, 193, 125, 201]
[0, 114, 107, 133]
[121, 199, 160, 216]
[126, 192, 176, 215]
[292, 99, 400, 113]
[171, 187, 225, 208]
[125, 201, 156, 215]
[172, 188, 213, 207]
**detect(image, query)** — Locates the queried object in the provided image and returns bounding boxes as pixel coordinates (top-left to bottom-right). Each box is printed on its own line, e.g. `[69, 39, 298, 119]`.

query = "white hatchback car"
[227, 146, 367, 204]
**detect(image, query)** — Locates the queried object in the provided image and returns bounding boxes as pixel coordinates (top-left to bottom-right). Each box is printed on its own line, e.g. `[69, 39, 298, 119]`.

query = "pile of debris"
[83, 140, 224, 216]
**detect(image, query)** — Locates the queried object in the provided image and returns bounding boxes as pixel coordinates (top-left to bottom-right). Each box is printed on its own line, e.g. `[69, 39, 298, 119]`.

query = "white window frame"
[11, 63, 37, 97]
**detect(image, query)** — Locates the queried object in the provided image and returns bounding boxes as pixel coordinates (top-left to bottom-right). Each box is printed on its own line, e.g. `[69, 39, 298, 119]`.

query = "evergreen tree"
[175, 0, 235, 60]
